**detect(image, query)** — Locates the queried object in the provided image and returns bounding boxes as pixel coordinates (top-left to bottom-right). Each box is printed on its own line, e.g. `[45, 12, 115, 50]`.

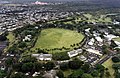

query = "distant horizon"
[0, 0, 120, 2]
[0, 0, 120, 7]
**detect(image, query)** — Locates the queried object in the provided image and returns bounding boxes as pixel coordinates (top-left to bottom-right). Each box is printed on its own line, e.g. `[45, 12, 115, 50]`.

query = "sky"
[0, 0, 120, 4]
[0, 0, 120, 2]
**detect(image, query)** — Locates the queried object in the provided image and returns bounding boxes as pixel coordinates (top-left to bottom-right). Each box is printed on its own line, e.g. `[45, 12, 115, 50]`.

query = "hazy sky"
[6, 0, 120, 1]
[0, 0, 120, 4]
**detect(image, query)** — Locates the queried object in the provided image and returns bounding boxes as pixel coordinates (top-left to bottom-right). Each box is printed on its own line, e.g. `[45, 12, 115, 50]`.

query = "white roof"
[114, 41, 120, 46]
[113, 21, 120, 25]
[88, 41, 94, 45]
[79, 55, 87, 61]
[104, 34, 118, 40]
[86, 49, 102, 56]
[85, 28, 90, 32]
[91, 38, 95, 42]
[32, 54, 52, 61]
[32, 54, 40, 57]
[95, 36, 103, 42]
[68, 49, 82, 58]
[68, 51, 78, 58]
[32, 72, 38, 77]
[88, 38, 95, 45]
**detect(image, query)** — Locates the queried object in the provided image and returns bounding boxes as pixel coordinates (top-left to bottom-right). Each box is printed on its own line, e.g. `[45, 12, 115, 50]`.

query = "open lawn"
[98, 15, 111, 23]
[7, 32, 15, 43]
[113, 37, 120, 42]
[4, 32, 15, 52]
[33, 28, 84, 53]
[83, 14, 92, 19]
[102, 58, 115, 78]
[83, 13, 112, 23]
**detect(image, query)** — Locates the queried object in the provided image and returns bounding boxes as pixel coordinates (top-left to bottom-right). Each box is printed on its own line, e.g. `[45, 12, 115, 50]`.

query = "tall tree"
[21, 62, 34, 73]
[56, 70, 64, 78]
[81, 63, 90, 73]
[60, 62, 69, 70]
[68, 59, 83, 69]
[44, 61, 55, 71]
[34, 62, 43, 72]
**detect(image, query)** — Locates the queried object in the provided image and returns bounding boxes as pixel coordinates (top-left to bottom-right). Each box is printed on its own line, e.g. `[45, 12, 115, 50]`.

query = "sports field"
[33, 28, 84, 53]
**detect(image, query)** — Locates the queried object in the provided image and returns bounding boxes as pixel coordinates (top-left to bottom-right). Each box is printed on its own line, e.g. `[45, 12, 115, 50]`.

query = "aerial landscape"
[0, 0, 120, 78]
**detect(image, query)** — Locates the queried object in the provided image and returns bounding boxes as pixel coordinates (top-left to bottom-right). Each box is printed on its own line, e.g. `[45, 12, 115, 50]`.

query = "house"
[68, 49, 82, 58]
[32, 54, 52, 61]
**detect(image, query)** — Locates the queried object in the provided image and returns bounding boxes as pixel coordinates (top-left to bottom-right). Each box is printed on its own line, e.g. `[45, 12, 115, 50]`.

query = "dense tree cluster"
[56, 70, 64, 78]
[112, 64, 120, 78]
[0, 70, 7, 78]
[53, 52, 70, 60]
[60, 62, 69, 70]
[18, 42, 27, 48]
[12, 55, 55, 74]
[44, 61, 55, 71]
[112, 56, 120, 63]
[10, 72, 26, 78]
[59, 58, 95, 78]
[68, 58, 84, 69]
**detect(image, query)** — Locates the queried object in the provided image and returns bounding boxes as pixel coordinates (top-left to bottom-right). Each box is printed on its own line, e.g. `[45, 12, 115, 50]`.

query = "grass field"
[102, 58, 115, 78]
[113, 37, 120, 42]
[83, 14, 92, 19]
[83, 13, 112, 23]
[7, 32, 15, 43]
[4, 32, 15, 52]
[33, 28, 84, 53]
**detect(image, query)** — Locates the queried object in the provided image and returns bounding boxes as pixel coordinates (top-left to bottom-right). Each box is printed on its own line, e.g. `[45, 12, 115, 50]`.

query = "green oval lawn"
[33, 28, 84, 53]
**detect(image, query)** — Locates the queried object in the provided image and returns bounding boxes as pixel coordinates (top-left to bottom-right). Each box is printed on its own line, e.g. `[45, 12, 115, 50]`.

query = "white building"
[68, 49, 82, 58]
[32, 54, 52, 61]
[95, 36, 103, 42]
[23, 35, 32, 42]
[88, 38, 95, 46]
[79, 55, 87, 61]
[86, 49, 102, 56]
[104, 34, 118, 41]
[85, 28, 90, 33]
[114, 41, 120, 48]
[113, 21, 120, 25]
